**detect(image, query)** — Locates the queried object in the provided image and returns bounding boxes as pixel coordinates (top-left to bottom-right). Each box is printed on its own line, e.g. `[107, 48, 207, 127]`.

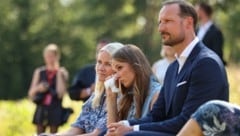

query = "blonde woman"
[28, 44, 68, 134]
[57, 43, 124, 136]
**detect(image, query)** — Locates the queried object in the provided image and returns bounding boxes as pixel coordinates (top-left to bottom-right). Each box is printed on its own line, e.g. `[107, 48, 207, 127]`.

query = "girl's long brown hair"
[112, 44, 152, 120]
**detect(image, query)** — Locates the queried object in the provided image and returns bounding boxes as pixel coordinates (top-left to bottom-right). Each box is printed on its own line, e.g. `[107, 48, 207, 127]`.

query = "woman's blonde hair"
[112, 44, 152, 119]
[92, 42, 124, 108]
[43, 43, 60, 60]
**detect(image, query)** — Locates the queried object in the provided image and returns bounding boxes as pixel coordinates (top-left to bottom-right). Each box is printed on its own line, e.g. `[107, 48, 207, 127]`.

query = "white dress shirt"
[197, 21, 213, 40]
[176, 37, 199, 73]
[152, 58, 172, 85]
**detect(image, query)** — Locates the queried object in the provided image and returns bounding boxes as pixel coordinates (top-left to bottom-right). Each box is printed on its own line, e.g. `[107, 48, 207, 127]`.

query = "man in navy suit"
[196, 2, 226, 65]
[106, 1, 229, 136]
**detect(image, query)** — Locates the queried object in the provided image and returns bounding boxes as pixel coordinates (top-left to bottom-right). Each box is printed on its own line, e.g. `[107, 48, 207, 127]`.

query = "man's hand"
[80, 83, 95, 99]
[106, 123, 133, 136]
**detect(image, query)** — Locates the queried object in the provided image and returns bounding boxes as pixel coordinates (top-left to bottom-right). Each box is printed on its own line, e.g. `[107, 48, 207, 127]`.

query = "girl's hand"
[37, 82, 49, 93]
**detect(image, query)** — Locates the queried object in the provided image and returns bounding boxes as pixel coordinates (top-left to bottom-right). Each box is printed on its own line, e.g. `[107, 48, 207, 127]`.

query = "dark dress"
[192, 100, 240, 136]
[33, 67, 63, 126]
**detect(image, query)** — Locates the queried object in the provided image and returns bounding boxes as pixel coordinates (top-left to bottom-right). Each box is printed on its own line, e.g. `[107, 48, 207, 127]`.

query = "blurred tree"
[0, 0, 90, 99]
[0, 0, 239, 99]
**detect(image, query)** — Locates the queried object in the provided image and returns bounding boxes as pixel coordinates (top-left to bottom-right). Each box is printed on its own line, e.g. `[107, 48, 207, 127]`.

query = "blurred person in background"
[28, 43, 69, 134]
[152, 45, 175, 85]
[196, 2, 226, 65]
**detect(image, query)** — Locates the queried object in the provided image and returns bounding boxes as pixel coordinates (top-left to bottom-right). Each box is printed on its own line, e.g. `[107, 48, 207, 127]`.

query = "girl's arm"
[106, 88, 118, 125]
[56, 67, 69, 99]
[28, 68, 48, 99]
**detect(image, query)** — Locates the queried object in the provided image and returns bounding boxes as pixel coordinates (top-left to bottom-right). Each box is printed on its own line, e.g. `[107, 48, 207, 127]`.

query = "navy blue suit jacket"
[128, 42, 229, 134]
[198, 24, 225, 65]
[68, 64, 96, 101]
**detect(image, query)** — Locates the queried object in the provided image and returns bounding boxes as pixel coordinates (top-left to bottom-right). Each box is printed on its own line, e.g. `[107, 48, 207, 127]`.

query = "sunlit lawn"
[227, 64, 240, 104]
[0, 96, 83, 136]
[0, 64, 239, 136]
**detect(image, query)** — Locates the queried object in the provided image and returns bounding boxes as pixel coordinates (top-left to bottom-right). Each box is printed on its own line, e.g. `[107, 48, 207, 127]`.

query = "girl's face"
[44, 51, 58, 66]
[112, 59, 135, 88]
[96, 51, 114, 82]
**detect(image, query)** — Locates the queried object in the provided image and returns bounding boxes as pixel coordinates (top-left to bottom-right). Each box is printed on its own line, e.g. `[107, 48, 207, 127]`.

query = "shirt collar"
[197, 21, 213, 40]
[176, 37, 199, 70]
[180, 37, 199, 58]
[202, 20, 213, 31]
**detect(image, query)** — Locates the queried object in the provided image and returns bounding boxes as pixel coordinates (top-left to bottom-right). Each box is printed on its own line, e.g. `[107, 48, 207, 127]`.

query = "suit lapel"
[166, 42, 203, 115]
[165, 61, 179, 115]
[177, 42, 202, 81]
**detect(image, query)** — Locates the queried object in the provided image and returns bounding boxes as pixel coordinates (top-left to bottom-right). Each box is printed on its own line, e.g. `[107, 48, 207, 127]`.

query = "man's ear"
[184, 16, 194, 30]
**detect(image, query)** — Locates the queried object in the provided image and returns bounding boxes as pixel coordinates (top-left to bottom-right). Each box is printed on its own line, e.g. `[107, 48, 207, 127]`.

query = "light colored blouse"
[127, 76, 161, 119]
[71, 93, 106, 133]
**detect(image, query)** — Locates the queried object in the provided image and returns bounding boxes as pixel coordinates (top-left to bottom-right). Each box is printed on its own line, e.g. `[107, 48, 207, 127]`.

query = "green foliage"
[0, 0, 94, 99]
[0, 0, 240, 99]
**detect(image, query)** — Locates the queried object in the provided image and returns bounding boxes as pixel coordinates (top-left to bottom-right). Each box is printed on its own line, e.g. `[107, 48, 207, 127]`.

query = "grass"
[227, 64, 240, 104]
[0, 96, 83, 136]
[0, 64, 239, 136]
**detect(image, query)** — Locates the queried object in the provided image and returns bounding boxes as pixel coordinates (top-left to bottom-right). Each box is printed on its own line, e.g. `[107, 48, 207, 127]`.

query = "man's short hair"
[198, 2, 213, 17]
[163, 0, 198, 29]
